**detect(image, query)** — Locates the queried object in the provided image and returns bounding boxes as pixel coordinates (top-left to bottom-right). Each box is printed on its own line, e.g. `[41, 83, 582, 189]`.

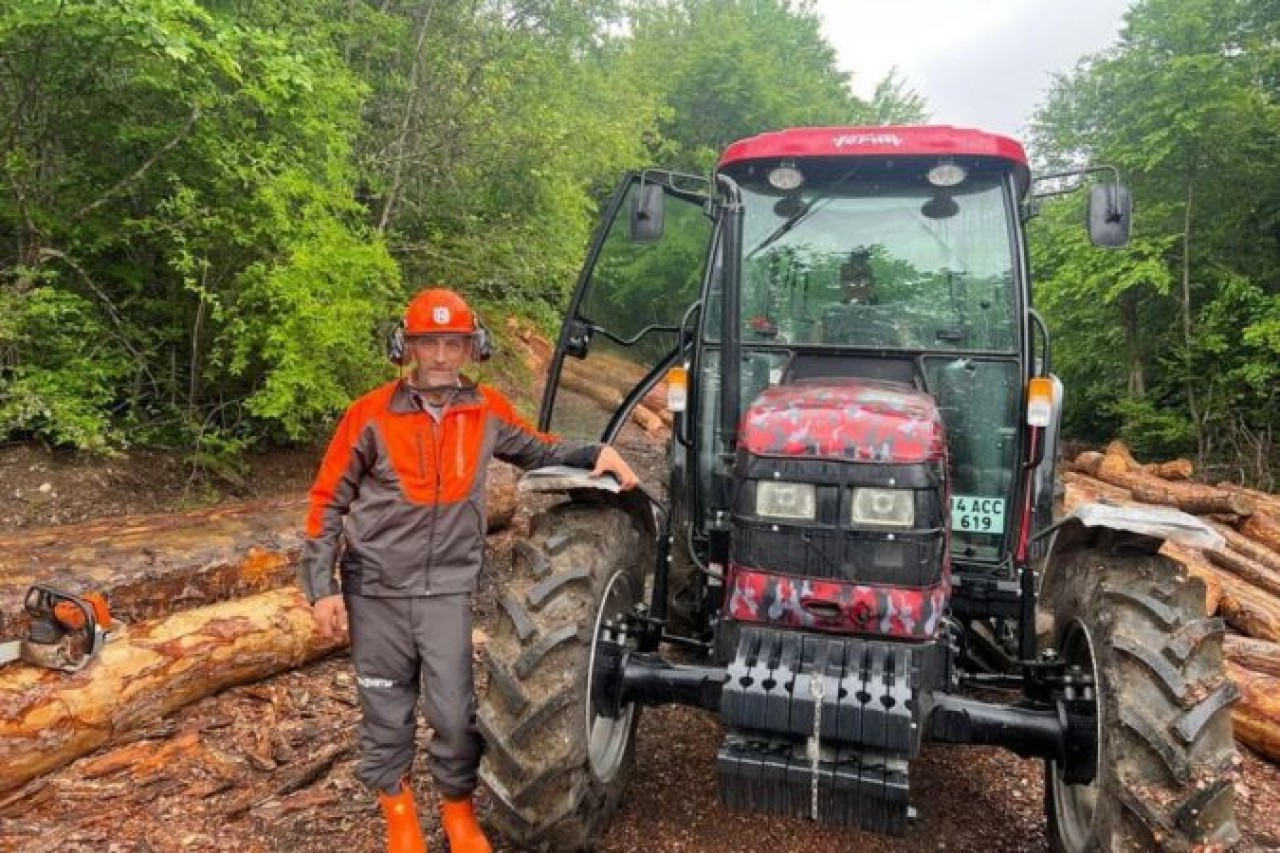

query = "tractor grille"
[732, 522, 944, 587]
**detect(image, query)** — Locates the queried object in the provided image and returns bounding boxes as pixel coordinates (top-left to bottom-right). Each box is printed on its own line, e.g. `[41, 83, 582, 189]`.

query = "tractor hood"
[739, 378, 946, 464]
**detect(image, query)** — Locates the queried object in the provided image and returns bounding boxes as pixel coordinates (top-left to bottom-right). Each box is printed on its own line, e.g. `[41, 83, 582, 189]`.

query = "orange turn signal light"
[666, 366, 688, 413]
[1026, 376, 1054, 427]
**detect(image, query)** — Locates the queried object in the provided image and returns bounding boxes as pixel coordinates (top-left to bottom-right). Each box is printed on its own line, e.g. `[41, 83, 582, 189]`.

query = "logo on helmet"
[433, 307, 451, 325]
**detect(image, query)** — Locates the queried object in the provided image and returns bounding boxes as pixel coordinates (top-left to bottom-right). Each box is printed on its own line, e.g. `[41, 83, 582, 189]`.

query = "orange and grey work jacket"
[299, 379, 600, 602]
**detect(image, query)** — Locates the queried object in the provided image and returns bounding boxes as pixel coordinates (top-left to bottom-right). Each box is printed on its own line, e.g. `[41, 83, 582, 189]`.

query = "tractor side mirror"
[630, 182, 666, 243]
[1087, 183, 1132, 248]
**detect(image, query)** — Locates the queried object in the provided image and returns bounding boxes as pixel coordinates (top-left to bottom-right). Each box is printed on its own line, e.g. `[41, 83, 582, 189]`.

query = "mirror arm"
[1030, 164, 1121, 199]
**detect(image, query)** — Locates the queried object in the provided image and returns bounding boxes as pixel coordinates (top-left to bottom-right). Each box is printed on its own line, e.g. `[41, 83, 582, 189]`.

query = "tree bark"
[1140, 459, 1194, 481]
[1082, 458, 1254, 516]
[1240, 512, 1280, 554]
[1060, 471, 1133, 514]
[1226, 661, 1280, 763]
[1207, 547, 1280, 601]
[1209, 521, 1280, 575]
[1217, 571, 1280, 643]
[1225, 635, 1280, 679]
[0, 587, 345, 794]
[1217, 484, 1280, 518]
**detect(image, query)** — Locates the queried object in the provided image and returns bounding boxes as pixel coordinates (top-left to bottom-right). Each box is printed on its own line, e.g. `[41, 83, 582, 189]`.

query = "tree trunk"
[1080, 456, 1254, 516]
[1226, 661, 1280, 763]
[1207, 547, 1280, 600]
[1225, 635, 1280, 679]
[1240, 513, 1280, 554]
[1217, 572, 1280, 643]
[1209, 521, 1280, 575]
[1140, 459, 1194, 481]
[1217, 484, 1280, 518]
[0, 464, 519, 641]
[0, 587, 345, 794]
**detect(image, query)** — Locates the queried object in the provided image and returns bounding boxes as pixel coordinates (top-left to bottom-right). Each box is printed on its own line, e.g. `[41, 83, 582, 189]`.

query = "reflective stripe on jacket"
[298, 379, 600, 602]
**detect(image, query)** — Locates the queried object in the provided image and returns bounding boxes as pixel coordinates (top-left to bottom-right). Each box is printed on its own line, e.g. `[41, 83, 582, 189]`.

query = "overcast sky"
[812, 0, 1133, 142]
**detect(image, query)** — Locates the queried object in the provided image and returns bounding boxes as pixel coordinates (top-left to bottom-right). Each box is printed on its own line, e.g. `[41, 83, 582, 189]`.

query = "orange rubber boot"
[378, 785, 427, 853]
[440, 796, 491, 853]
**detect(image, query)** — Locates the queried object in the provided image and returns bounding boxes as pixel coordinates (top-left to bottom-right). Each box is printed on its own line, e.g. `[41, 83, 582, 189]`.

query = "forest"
[0, 0, 1276, 486]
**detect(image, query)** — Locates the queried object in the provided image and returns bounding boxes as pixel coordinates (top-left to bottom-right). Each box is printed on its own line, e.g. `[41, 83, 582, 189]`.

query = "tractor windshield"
[735, 166, 1018, 352]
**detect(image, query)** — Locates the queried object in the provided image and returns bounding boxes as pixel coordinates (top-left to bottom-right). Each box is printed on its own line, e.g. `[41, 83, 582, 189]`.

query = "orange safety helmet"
[404, 288, 478, 336]
[389, 288, 492, 363]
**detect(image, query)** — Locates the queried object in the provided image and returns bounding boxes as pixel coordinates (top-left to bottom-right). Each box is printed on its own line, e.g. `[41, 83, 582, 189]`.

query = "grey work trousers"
[345, 592, 482, 798]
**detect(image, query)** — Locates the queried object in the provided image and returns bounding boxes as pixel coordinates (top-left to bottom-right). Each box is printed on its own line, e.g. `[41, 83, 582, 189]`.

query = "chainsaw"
[0, 585, 124, 672]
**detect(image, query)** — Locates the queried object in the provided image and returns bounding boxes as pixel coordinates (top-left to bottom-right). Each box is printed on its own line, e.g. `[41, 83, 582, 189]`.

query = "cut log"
[1159, 542, 1223, 615]
[1226, 661, 1280, 763]
[0, 587, 344, 794]
[1061, 471, 1133, 514]
[1240, 512, 1280, 555]
[558, 361, 668, 434]
[1099, 439, 1140, 471]
[0, 463, 518, 641]
[1209, 521, 1280, 575]
[1218, 483, 1280, 518]
[1216, 572, 1280, 643]
[1206, 547, 1280, 600]
[1225, 635, 1280, 679]
[1139, 458, 1194, 481]
[1068, 450, 1105, 476]
[1127, 477, 1255, 516]
[1084, 461, 1255, 517]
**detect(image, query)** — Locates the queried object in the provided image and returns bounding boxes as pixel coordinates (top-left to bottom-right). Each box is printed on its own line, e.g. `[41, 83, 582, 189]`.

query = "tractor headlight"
[850, 488, 915, 528]
[756, 481, 816, 520]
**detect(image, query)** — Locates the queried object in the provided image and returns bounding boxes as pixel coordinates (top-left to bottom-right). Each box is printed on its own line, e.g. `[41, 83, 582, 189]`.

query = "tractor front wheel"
[1041, 541, 1239, 851]
[478, 501, 647, 851]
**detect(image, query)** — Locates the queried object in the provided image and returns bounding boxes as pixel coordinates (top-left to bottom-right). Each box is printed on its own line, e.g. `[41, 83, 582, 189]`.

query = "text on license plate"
[950, 495, 1006, 534]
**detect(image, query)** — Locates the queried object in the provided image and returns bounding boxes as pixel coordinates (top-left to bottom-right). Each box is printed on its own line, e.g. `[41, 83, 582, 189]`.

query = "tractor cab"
[540, 128, 1050, 632]
[481, 128, 1236, 853]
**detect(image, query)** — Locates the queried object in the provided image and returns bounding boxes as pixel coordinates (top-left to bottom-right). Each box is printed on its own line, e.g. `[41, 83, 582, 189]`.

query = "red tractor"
[478, 126, 1240, 851]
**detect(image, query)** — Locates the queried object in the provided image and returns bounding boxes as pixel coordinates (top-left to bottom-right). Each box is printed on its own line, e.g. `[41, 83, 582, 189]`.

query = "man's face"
[407, 334, 470, 386]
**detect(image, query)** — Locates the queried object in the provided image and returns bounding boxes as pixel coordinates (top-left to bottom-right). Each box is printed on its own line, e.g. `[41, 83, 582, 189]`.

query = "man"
[299, 287, 639, 853]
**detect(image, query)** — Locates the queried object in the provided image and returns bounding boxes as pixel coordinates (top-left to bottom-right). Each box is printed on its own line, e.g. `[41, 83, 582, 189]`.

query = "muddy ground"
[1, 435, 1278, 852]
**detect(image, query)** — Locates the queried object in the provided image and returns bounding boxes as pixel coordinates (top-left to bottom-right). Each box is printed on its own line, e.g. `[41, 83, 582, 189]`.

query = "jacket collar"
[388, 376, 482, 414]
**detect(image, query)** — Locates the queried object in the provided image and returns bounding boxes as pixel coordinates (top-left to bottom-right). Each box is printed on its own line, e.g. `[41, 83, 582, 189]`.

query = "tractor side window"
[547, 179, 711, 441]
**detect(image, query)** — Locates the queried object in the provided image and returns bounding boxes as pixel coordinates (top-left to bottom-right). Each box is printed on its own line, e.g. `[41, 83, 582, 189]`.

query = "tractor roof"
[719, 126, 1030, 195]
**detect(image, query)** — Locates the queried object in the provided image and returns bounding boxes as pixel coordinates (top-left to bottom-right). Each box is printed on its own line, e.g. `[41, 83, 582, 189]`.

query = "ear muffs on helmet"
[387, 318, 408, 365]
[386, 316, 494, 365]
[471, 317, 493, 362]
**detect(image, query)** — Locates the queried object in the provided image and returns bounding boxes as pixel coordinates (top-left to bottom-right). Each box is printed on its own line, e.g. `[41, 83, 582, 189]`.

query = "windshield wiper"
[746, 197, 824, 260]
[744, 166, 862, 260]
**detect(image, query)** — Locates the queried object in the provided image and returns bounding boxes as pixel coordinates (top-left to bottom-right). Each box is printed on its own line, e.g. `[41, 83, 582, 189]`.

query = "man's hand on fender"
[592, 445, 640, 490]
[312, 594, 348, 639]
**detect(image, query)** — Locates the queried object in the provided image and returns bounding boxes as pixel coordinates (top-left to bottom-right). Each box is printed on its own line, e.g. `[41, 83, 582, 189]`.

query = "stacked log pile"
[1064, 441, 1280, 763]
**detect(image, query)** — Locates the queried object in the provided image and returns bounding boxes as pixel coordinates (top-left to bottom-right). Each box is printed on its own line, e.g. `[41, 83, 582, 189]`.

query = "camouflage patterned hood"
[739, 378, 945, 464]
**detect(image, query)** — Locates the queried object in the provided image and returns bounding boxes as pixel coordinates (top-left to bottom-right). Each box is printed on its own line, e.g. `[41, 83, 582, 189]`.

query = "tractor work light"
[927, 162, 968, 188]
[767, 160, 805, 191]
[850, 488, 915, 528]
[756, 481, 816, 520]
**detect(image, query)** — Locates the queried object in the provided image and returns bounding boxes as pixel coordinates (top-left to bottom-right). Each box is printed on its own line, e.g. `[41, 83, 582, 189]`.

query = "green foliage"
[1030, 0, 1279, 480]
[1, 0, 927, 454]
[0, 283, 132, 450]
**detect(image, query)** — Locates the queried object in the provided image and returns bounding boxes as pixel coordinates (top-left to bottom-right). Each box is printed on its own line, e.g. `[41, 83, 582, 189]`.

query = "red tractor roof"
[719, 126, 1030, 194]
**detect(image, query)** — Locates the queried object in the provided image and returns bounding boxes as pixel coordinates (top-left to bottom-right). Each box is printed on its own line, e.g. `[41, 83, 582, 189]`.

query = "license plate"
[950, 495, 1006, 534]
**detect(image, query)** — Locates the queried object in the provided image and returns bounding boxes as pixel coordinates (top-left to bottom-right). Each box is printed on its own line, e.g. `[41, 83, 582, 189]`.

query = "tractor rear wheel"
[478, 501, 647, 851]
[1041, 542, 1239, 852]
